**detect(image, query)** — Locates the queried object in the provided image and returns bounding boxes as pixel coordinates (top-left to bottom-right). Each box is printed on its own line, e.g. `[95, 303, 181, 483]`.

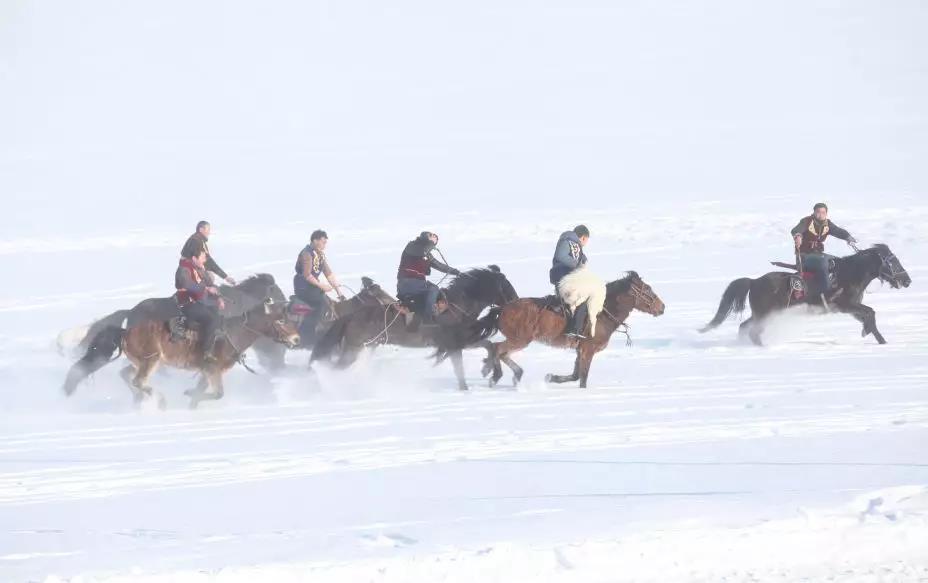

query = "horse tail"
[700, 278, 752, 333]
[310, 316, 350, 364]
[433, 306, 503, 363]
[63, 325, 125, 396]
[78, 309, 130, 351]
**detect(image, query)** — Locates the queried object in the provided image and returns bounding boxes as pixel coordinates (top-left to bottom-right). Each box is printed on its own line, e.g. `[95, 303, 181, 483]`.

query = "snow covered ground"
[2, 1, 927, 581]
[1, 197, 927, 582]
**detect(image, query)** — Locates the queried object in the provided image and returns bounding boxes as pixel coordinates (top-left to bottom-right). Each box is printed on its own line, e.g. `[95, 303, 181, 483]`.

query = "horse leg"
[843, 303, 886, 344]
[546, 351, 581, 384]
[132, 358, 166, 409]
[335, 346, 362, 369]
[748, 320, 765, 346]
[477, 340, 495, 377]
[576, 343, 601, 388]
[738, 317, 754, 341]
[448, 350, 468, 391]
[500, 354, 524, 386]
[189, 371, 223, 409]
[184, 375, 209, 398]
[491, 338, 528, 388]
[119, 365, 142, 401]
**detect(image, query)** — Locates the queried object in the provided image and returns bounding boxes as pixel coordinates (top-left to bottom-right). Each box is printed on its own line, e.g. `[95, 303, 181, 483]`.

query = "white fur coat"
[557, 265, 607, 336]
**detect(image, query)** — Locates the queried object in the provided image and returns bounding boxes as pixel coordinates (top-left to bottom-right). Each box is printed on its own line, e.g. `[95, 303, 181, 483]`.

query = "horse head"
[870, 244, 911, 289]
[606, 272, 665, 318]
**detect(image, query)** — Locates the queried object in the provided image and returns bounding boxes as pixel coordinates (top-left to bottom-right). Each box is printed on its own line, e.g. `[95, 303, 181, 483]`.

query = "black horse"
[701, 244, 911, 345]
[310, 266, 518, 390]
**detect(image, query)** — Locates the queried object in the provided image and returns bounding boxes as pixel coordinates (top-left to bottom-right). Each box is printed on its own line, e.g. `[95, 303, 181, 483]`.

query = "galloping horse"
[701, 244, 911, 345]
[311, 266, 519, 390]
[440, 272, 665, 388]
[252, 276, 396, 371]
[63, 275, 300, 408]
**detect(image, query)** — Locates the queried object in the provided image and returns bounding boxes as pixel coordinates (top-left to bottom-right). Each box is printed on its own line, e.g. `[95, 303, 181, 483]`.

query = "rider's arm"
[321, 258, 341, 288]
[205, 255, 228, 280]
[428, 252, 460, 276]
[828, 221, 855, 242]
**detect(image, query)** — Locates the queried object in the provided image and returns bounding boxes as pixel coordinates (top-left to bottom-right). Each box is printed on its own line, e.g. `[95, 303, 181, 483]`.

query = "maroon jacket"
[397, 235, 456, 280]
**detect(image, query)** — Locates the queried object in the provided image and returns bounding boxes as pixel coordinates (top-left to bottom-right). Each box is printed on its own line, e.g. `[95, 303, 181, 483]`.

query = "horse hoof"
[544, 374, 554, 383]
[488, 378, 497, 388]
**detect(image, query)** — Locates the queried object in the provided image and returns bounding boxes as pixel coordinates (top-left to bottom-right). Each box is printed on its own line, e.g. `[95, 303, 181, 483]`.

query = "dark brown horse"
[252, 276, 396, 371]
[311, 266, 518, 390]
[63, 277, 300, 408]
[701, 244, 911, 345]
[442, 272, 665, 388]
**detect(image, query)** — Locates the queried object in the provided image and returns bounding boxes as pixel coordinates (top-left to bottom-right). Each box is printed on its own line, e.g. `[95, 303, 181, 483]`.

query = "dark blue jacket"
[549, 231, 587, 285]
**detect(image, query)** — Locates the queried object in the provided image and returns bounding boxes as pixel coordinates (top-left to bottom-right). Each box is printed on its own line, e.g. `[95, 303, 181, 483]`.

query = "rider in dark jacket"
[790, 203, 857, 299]
[175, 248, 224, 361]
[550, 225, 590, 337]
[396, 231, 460, 324]
[293, 230, 343, 345]
[180, 220, 236, 285]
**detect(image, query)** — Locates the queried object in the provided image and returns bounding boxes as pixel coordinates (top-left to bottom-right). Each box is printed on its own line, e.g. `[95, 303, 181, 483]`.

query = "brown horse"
[63, 280, 300, 408]
[444, 272, 665, 388]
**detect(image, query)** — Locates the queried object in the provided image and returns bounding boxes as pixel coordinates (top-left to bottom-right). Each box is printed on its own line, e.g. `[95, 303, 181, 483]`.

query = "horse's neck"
[445, 292, 486, 320]
[596, 302, 630, 336]
[838, 253, 879, 288]
[223, 316, 261, 351]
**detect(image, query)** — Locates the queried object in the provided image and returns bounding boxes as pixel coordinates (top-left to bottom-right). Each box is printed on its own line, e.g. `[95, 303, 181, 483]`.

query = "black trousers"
[295, 284, 327, 344]
[181, 302, 221, 352]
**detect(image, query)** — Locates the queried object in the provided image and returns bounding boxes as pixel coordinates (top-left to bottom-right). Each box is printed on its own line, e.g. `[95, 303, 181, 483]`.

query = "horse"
[441, 272, 665, 389]
[251, 276, 396, 371]
[62, 275, 300, 408]
[700, 244, 911, 345]
[60, 274, 288, 355]
[310, 266, 519, 390]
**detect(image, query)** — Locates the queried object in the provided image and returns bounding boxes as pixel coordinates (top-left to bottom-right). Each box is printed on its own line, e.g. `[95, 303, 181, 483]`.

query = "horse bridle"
[878, 252, 907, 283]
[630, 279, 659, 313]
[240, 299, 291, 342]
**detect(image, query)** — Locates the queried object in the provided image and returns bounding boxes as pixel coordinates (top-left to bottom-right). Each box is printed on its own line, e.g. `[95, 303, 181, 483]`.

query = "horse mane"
[444, 267, 498, 296]
[220, 273, 284, 316]
[606, 271, 640, 295]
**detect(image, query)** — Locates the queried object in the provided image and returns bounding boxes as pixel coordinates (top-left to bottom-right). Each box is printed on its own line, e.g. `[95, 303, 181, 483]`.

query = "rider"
[549, 224, 590, 338]
[294, 230, 344, 345]
[790, 203, 858, 301]
[175, 248, 226, 362]
[396, 231, 460, 325]
[181, 220, 237, 285]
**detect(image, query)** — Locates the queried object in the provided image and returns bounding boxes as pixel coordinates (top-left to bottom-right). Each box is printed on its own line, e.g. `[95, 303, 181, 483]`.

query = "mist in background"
[1, 0, 925, 237]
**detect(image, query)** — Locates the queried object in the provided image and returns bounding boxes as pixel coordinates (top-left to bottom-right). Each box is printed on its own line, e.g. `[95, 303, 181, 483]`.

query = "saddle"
[285, 296, 336, 327]
[771, 258, 839, 302]
[168, 316, 201, 342]
[533, 295, 570, 316]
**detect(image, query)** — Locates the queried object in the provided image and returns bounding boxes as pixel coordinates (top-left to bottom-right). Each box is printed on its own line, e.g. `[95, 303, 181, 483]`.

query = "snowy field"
[2, 1, 927, 581]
